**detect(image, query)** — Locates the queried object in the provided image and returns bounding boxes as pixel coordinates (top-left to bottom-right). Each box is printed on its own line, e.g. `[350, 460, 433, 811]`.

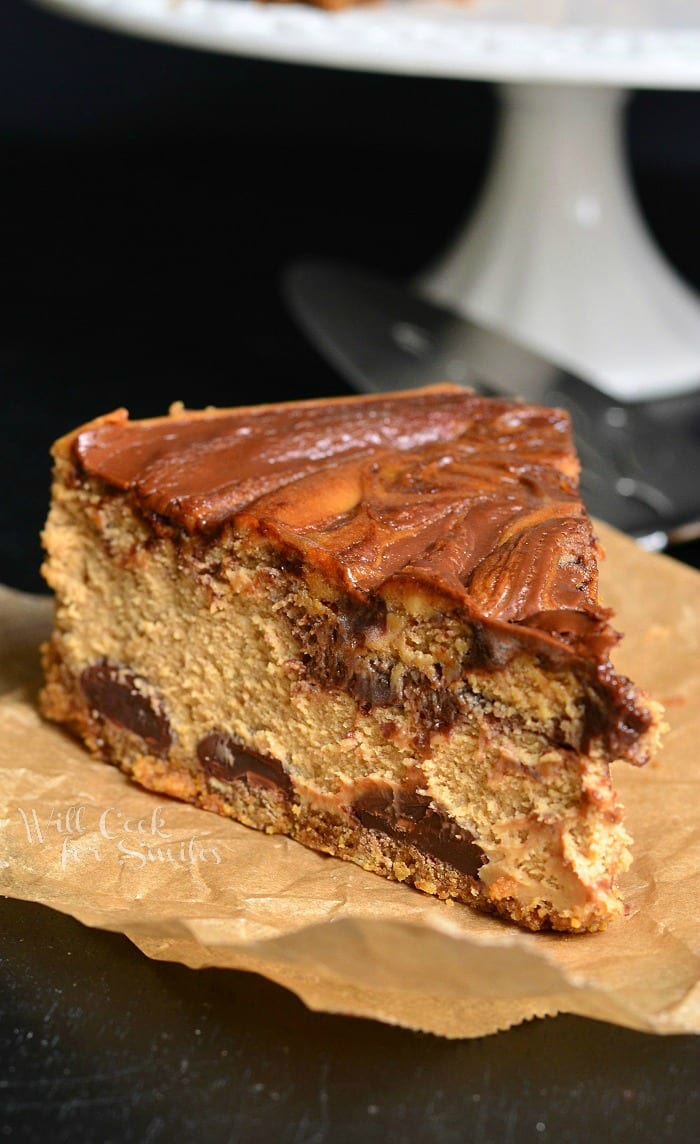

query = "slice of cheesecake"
[40, 386, 663, 932]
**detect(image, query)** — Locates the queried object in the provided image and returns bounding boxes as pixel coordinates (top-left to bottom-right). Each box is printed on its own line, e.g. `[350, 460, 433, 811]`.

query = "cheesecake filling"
[73, 649, 621, 918]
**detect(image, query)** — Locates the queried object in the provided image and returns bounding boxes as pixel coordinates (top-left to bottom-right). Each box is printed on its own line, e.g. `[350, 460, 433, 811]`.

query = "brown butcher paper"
[0, 523, 698, 1038]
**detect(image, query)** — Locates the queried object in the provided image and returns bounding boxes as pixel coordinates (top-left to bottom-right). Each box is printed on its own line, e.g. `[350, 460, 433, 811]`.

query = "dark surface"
[1, 2, 699, 1141]
[2, 898, 698, 1144]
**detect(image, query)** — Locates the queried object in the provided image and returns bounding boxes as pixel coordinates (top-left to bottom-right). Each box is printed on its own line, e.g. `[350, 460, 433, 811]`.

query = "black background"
[1, 2, 699, 1140]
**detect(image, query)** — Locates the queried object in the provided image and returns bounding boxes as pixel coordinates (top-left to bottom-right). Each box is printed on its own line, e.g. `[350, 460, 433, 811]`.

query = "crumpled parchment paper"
[1, 523, 698, 1038]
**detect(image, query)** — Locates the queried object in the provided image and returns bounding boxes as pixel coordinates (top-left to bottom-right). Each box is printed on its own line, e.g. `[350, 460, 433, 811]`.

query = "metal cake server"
[284, 260, 700, 549]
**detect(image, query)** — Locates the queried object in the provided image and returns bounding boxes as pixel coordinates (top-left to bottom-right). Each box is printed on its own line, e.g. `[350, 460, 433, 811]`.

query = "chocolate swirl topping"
[72, 388, 616, 660]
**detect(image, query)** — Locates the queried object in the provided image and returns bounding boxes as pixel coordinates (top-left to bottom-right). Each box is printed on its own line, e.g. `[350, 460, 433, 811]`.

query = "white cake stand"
[39, 0, 700, 399]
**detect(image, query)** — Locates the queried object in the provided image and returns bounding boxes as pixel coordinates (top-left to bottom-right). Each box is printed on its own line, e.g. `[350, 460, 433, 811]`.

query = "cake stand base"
[420, 83, 700, 401]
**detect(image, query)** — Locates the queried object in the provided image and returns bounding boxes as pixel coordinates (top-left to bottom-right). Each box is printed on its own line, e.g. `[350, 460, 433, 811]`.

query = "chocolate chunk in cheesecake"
[81, 662, 172, 757]
[197, 731, 293, 797]
[352, 779, 486, 878]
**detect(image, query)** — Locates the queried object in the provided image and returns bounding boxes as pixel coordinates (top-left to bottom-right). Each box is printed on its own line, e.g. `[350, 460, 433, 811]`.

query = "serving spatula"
[284, 260, 700, 549]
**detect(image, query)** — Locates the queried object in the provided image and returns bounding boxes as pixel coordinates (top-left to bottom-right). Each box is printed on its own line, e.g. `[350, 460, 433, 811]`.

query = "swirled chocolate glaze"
[71, 387, 615, 661]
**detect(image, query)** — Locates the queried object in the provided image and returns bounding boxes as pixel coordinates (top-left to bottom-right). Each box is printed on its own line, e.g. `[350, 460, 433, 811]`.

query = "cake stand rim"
[35, 0, 700, 91]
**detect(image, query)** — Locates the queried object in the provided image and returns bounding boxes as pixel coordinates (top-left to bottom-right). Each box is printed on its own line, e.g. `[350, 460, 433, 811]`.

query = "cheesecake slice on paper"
[40, 386, 664, 932]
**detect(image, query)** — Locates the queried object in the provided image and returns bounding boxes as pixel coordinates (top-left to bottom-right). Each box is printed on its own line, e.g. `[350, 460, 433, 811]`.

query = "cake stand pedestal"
[38, 0, 700, 398]
[420, 82, 700, 400]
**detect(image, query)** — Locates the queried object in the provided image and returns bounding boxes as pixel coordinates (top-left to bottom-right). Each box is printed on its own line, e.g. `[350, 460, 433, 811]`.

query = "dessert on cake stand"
[39, 0, 700, 399]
